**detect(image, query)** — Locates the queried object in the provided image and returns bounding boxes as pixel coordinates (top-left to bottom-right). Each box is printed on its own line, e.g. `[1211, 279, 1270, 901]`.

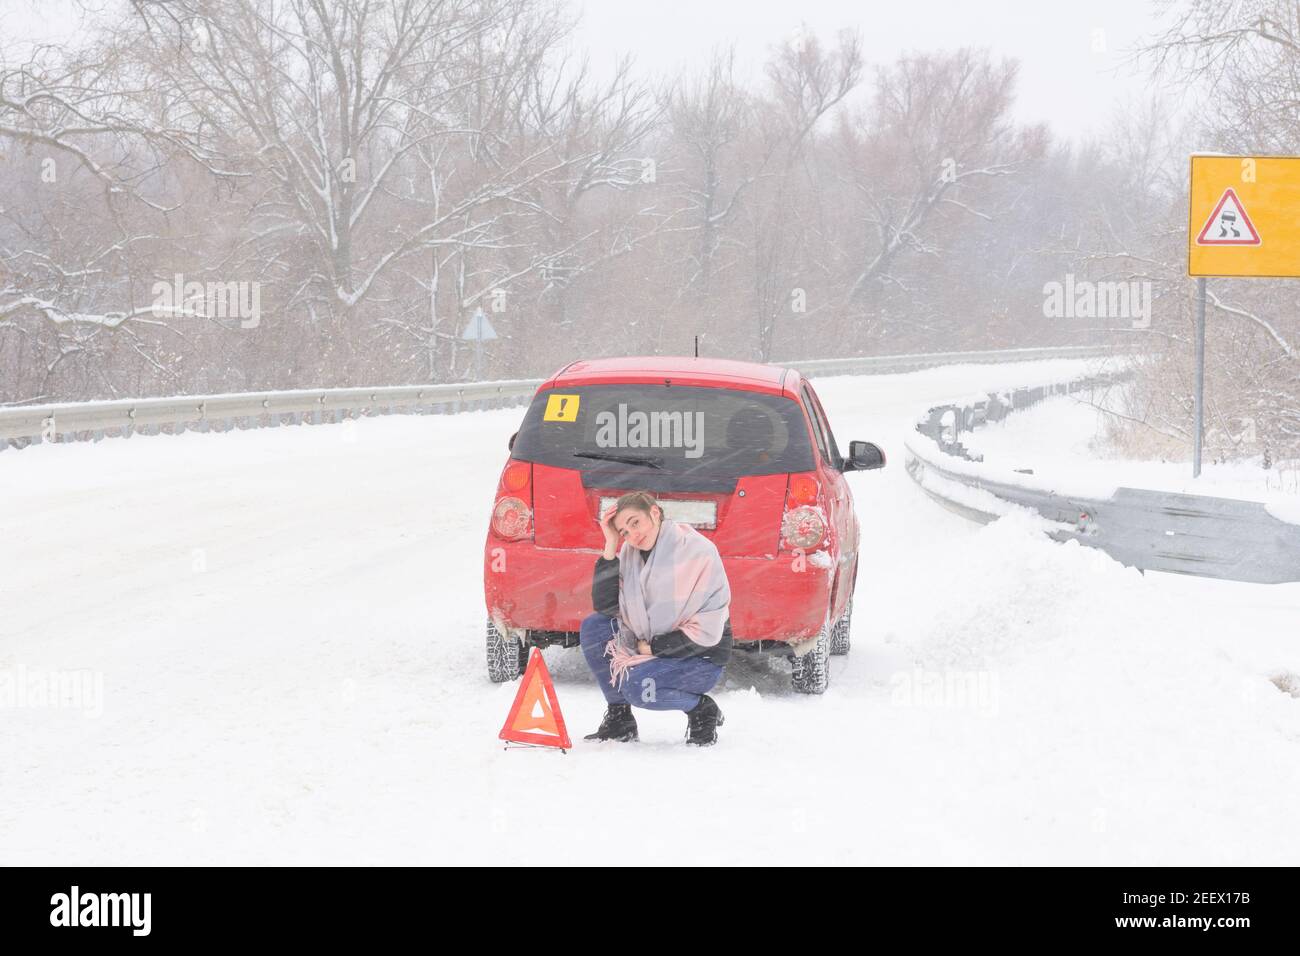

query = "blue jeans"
[579, 613, 723, 712]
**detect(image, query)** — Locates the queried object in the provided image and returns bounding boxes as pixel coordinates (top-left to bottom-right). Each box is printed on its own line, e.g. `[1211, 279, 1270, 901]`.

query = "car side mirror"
[508, 431, 517, 451]
[843, 440, 885, 472]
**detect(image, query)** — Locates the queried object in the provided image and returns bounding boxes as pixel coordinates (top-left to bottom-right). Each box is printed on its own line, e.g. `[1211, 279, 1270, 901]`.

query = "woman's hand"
[637, 640, 653, 656]
[598, 504, 620, 557]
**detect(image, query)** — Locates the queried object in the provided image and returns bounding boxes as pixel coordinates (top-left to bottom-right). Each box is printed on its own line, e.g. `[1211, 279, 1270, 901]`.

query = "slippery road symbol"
[1195, 188, 1261, 246]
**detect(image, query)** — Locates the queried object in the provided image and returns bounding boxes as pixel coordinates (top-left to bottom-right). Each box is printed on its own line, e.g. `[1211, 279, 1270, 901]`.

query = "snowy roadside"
[2, 358, 1298, 865]
[960, 391, 1300, 524]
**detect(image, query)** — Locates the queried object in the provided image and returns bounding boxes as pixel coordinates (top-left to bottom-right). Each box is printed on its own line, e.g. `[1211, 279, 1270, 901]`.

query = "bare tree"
[837, 50, 1037, 309]
[1127, 0, 1300, 464]
[661, 47, 755, 303]
[748, 28, 862, 361]
[1, 13, 1178, 404]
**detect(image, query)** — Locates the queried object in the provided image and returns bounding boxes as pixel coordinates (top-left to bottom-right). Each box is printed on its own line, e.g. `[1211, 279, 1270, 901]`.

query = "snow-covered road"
[3, 358, 1298, 865]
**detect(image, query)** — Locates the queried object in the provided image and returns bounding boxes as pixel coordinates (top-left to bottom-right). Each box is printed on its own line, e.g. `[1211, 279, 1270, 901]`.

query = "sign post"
[1193, 276, 1206, 477]
[459, 306, 498, 381]
[1187, 154, 1300, 477]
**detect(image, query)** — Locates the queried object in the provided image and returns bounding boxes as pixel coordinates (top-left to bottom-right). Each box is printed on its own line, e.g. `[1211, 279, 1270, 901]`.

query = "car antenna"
[694, 334, 699, 358]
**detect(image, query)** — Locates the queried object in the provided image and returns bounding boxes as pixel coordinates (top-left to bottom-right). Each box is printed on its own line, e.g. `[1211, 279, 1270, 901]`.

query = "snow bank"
[960, 392, 1300, 522]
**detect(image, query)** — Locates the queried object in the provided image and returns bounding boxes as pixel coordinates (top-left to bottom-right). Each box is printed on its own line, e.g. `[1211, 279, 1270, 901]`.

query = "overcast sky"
[569, 0, 1177, 143]
[3, 0, 1177, 144]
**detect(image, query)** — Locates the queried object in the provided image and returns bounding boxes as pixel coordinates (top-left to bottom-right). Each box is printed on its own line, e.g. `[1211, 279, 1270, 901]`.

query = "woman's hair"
[614, 491, 662, 522]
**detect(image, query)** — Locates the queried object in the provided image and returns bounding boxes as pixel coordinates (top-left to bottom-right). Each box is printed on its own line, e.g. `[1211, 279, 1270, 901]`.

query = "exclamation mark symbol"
[558, 397, 568, 418]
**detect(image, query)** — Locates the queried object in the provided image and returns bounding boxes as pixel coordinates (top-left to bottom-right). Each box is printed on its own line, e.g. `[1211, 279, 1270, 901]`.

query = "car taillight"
[782, 505, 826, 549]
[789, 474, 819, 505]
[501, 460, 530, 493]
[491, 496, 533, 540]
[782, 472, 827, 549]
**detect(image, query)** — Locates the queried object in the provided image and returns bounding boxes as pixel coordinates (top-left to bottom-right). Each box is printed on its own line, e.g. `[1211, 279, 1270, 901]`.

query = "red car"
[482, 356, 885, 693]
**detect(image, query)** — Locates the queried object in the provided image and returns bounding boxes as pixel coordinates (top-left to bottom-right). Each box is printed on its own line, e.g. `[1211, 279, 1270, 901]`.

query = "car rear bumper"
[484, 537, 835, 642]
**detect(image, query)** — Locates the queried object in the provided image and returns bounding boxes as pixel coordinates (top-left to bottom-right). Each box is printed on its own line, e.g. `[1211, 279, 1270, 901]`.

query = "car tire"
[790, 617, 831, 694]
[829, 595, 853, 656]
[486, 618, 529, 682]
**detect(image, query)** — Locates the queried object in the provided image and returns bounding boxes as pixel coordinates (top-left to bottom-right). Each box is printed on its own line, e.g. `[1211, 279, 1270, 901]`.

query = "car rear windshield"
[510, 383, 815, 487]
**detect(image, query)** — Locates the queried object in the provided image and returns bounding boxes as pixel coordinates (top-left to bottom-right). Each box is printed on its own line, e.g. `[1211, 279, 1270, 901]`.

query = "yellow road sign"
[1189, 155, 1300, 277]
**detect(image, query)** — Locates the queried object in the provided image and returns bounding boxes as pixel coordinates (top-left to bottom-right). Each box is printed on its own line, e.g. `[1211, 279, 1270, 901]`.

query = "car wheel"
[829, 595, 853, 656]
[790, 617, 831, 694]
[486, 618, 529, 682]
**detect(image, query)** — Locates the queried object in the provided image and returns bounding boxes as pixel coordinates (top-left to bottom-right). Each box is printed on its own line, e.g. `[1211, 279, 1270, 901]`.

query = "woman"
[579, 491, 732, 746]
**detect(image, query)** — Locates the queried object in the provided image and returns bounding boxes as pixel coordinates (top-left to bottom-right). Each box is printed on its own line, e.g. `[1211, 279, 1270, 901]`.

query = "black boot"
[685, 694, 724, 746]
[584, 702, 639, 742]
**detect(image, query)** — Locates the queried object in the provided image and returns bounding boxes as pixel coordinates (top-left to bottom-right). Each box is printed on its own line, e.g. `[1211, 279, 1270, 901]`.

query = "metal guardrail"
[0, 380, 540, 447]
[794, 344, 1116, 378]
[904, 373, 1300, 584]
[0, 344, 1116, 450]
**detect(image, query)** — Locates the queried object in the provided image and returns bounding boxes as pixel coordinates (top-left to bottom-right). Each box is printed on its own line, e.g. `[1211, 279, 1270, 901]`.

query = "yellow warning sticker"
[543, 393, 580, 422]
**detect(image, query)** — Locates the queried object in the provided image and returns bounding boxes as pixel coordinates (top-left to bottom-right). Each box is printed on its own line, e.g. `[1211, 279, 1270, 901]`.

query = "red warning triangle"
[1195, 188, 1261, 245]
[499, 648, 572, 750]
